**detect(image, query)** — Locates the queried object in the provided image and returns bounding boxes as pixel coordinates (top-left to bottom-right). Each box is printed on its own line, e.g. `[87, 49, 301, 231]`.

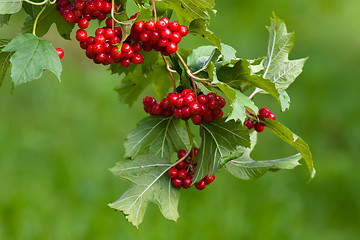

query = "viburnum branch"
[111, 0, 132, 25]
[186, 70, 210, 82]
[32, 4, 47, 36]
[249, 87, 262, 99]
[152, 0, 157, 23]
[162, 55, 177, 92]
[48, 0, 57, 4]
[175, 52, 197, 98]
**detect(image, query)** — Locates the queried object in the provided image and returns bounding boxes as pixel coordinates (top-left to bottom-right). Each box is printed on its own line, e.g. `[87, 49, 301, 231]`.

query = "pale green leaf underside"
[264, 119, 315, 179]
[0, 0, 22, 14]
[189, 19, 221, 50]
[109, 155, 179, 228]
[193, 119, 250, 182]
[2, 33, 62, 87]
[124, 116, 190, 160]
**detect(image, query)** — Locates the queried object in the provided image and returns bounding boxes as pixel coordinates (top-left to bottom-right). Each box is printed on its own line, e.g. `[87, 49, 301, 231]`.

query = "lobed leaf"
[2, 33, 62, 88]
[224, 132, 302, 180]
[124, 116, 190, 160]
[264, 119, 316, 179]
[109, 155, 179, 228]
[189, 19, 221, 50]
[193, 119, 250, 182]
[0, 0, 22, 14]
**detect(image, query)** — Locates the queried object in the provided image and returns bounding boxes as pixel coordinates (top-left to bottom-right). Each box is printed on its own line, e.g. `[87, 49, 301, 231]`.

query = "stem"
[186, 70, 210, 82]
[162, 55, 177, 92]
[185, 120, 194, 146]
[24, 0, 48, 6]
[176, 52, 197, 98]
[32, 4, 47, 36]
[249, 87, 262, 99]
[111, 0, 132, 25]
[152, 0, 157, 22]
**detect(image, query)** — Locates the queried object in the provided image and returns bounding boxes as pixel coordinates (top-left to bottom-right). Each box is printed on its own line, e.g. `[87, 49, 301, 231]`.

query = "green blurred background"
[1, 0, 360, 239]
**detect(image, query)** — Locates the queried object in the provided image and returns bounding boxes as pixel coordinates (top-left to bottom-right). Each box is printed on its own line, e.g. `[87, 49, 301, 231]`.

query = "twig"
[33, 4, 47, 36]
[152, 0, 157, 22]
[248, 87, 262, 99]
[175, 52, 197, 98]
[162, 55, 177, 92]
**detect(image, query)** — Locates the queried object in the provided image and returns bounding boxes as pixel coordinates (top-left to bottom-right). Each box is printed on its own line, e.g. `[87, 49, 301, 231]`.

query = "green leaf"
[189, 19, 221, 50]
[187, 45, 217, 72]
[151, 61, 177, 100]
[0, 39, 11, 87]
[220, 43, 236, 65]
[224, 132, 302, 180]
[156, 0, 215, 24]
[0, 0, 22, 14]
[193, 119, 250, 182]
[2, 33, 62, 88]
[22, 5, 74, 40]
[0, 14, 10, 27]
[109, 155, 179, 228]
[263, 14, 308, 111]
[264, 118, 316, 179]
[124, 116, 190, 160]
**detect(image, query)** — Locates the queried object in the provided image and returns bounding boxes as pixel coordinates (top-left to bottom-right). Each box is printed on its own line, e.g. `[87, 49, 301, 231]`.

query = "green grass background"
[1, 0, 360, 239]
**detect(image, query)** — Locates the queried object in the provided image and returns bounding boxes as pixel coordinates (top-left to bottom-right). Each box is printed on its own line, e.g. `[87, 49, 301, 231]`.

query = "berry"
[55, 48, 64, 59]
[63, 11, 75, 23]
[168, 168, 178, 179]
[268, 112, 276, 120]
[76, 29, 88, 42]
[166, 42, 177, 54]
[254, 122, 265, 132]
[151, 104, 163, 115]
[170, 32, 182, 43]
[120, 58, 131, 67]
[131, 53, 144, 64]
[178, 25, 189, 36]
[175, 160, 186, 170]
[189, 102, 201, 115]
[155, 20, 167, 30]
[204, 174, 215, 185]
[177, 169, 187, 179]
[195, 180, 206, 190]
[259, 107, 271, 118]
[169, 21, 180, 32]
[244, 119, 254, 129]
[145, 20, 155, 31]
[191, 114, 202, 125]
[172, 178, 182, 188]
[132, 21, 145, 32]
[159, 17, 170, 25]
[121, 43, 131, 53]
[104, 28, 115, 39]
[160, 28, 172, 39]
[182, 177, 192, 189]
[78, 18, 89, 29]
[177, 149, 187, 159]
[93, 43, 103, 54]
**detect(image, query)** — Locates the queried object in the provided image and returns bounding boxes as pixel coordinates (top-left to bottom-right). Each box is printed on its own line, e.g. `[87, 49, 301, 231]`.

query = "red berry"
[213, 109, 223, 120]
[85, 36, 95, 45]
[175, 97, 185, 109]
[175, 160, 186, 170]
[80, 41, 88, 49]
[172, 178, 182, 188]
[95, 34, 106, 44]
[121, 43, 131, 53]
[95, 52, 107, 63]
[104, 28, 115, 39]
[157, 38, 168, 48]
[110, 47, 122, 59]
[177, 149, 187, 159]
[178, 25, 189, 36]
[76, 29, 87, 42]
[182, 106, 191, 118]
[145, 20, 155, 31]
[189, 102, 201, 115]
[159, 17, 169, 25]
[131, 53, 144, 64]
[63, 11, 75, 23]
[174, 108, 182, 119]
[55, 48, 64, 59]
[109, 36, 120, 45]
[187, 171, 194, 179]
[168, 168, 178, 179]
[191, 114, 202, 125]
[114, 27, 122, 38]
[103, 42, 112, 53]
[95, 28, 105, 36]
[208, 99, 220, 110]
[160, 28, 172, 39]
[244, 119, 254, 129]
[132, 42, 142, 53]
[160, 98, 171, 110]
[132, 21, 145, 32]
[93, 43, 103, 54]
[105, 17, 115, 27]
[169, 21, 180, 32]
[268, 112, 276, 120]
[101, 2, 112, 13]
[217, 97, 226, 108]
[195, 180, 206, 190]
[155, 20, 167, 30]
[259, 107, 271, 118]
[182, 177, 192, 189]
[120, 58, 131, 67]
[151, 104, 163, 115]
[166, 42, 177, 54]
[203, 174, 215, 185]
[84, 1, 96, 14]
[198, 94, 209, 105]
[254, 122, 265, 132]
[184, 94, 196, 106]
[177, 169, 187, 179]
[139, 31, 150, 42]
[170, 32, 182, 44]
[78, 18, 89, 29]
[124, 48, 134, 58]
[143, 96, 156, 108]
[168, 94, 179, 105]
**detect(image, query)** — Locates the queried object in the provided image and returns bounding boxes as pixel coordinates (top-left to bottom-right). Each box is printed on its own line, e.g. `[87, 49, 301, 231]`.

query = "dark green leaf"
[0, 0, 22, 14]
[264, 118, 316, 179]
[109, 155, 179, 228]
[193, 119, 250, 182]
[0, 14, 10, 27]
[156, 0, 215, 24]
[262, 14, 308, 111]
[0, 39, 11, 87]
[189, 19, 221, 50]
[224, 132, 302, 180]
[2, 33, 62, 88]
[22, 5, 74, 40]
[151, 61, 177, 100]
[124, 116, 190, 160]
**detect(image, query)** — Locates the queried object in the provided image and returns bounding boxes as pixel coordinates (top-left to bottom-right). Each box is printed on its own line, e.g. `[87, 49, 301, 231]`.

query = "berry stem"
[23, 0, 49, 6]
[152, 0, 157, 23]
[175, 52, 197, 99]
[248, 87, 262, 100]
[32, 4, 47, 36]
[162, 55, 177, 92]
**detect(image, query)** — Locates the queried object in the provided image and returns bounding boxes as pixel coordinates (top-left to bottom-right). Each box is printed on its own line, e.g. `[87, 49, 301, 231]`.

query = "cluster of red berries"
[56, 0, 116, 23]
[143, 89, 226, 125]
[125, 16, 188, 56]
[168, 149, 215, 190]
[75, 18, 144, 66]
[244, 107, 276, 132]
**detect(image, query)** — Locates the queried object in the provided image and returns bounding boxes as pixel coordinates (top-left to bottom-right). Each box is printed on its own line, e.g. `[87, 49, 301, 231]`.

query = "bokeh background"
[1, 0, 360, 239]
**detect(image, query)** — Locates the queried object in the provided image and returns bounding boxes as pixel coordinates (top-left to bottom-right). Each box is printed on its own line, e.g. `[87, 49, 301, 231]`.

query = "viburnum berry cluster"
[143, 89, 226, 125]
[56, 0, 115, 23]
[125, 16, 188, 56]
[244, 107, 276, 132]
[168, 149, 215, 190]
